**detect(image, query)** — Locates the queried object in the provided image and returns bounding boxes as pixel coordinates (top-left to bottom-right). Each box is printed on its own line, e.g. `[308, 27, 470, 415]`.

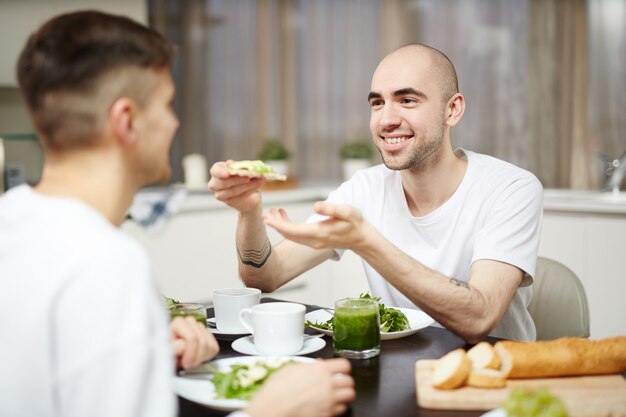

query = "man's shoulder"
[465, 150, 541, 186]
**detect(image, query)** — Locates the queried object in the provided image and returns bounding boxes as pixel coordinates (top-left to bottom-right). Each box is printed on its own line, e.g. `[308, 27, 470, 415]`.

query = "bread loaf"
[467, 368, 507, 388]
[495, 336, 626, 379]
[432, 348, 472, 389]
[467, 341, 501, 370]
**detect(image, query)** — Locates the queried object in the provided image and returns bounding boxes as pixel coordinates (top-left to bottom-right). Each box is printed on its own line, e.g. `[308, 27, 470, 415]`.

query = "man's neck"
[400, 145, 467, 217]
[35, 150, 138, 227]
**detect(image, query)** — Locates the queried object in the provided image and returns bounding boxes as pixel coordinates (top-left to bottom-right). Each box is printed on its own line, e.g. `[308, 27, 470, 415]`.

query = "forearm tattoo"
[237, 237, 272, 268]
[450, 278, 470, 290]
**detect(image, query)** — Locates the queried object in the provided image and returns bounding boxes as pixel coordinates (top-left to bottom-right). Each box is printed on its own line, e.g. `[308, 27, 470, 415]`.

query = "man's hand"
[208, 160, 265, 213]
[262, 201, 375, 251]
[244, 358, 355, 417]
[170, 316, 219, 370]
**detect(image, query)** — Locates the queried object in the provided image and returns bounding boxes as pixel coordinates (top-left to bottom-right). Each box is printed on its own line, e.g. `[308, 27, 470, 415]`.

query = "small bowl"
[169, 302, 208, 325]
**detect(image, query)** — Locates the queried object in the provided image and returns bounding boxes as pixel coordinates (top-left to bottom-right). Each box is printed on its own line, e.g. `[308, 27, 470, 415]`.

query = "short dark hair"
[17, 10, 175, 150]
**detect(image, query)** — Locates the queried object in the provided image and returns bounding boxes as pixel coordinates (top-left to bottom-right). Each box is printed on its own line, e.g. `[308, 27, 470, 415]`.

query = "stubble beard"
[378, 124, 445, 171]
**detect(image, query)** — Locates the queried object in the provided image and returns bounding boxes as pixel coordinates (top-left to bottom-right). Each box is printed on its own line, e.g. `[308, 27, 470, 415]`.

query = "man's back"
[0, 185, 175, 417]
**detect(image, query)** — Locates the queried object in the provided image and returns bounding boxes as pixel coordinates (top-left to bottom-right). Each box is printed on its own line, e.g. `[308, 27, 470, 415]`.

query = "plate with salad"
[305, 294, 434, 341]
[174, 356, 315, 411]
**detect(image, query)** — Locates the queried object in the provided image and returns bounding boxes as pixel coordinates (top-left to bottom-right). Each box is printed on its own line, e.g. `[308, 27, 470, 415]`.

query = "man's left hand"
[262, 202, 374, 251]
[170, 316, 219, 370]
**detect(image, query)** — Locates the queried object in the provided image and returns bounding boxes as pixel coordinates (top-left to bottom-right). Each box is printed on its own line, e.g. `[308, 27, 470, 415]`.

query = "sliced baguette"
[467, 368, 507, 388]
[495, 336, 626, 379]
[467, 341, 501, 370]
[432, 348, 472, 390]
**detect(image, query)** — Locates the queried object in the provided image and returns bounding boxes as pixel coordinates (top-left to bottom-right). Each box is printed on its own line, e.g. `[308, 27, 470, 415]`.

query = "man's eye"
[401, 98, 417, 104]
[370, 100, 383, 107]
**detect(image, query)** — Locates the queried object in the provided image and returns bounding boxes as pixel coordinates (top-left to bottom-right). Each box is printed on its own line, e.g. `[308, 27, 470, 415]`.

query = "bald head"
[377, 43, 458, 103]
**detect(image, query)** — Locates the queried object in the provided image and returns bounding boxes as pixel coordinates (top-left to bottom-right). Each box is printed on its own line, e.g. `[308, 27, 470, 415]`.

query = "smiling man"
[209, 43, 543, 344]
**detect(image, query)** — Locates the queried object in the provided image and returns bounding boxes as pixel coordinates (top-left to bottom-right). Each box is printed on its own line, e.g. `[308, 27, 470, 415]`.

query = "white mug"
[239, 302, 306, 355]
[182, 153, 208, 189]
[213, 288, 261, 333]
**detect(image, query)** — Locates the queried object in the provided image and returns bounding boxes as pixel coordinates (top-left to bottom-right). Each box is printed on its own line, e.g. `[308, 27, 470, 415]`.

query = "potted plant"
[339, 140, 374, 180]
[257, 138, 290, 176]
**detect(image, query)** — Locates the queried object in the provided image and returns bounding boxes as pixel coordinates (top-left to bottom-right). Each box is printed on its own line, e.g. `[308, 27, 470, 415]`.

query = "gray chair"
[528, 257, 590, 340]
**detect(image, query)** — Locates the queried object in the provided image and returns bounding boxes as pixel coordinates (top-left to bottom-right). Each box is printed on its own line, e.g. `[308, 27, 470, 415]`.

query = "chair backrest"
[528, 257, 590, 340]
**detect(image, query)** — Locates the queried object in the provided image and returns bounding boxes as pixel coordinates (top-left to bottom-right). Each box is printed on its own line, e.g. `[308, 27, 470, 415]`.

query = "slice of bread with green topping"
[227, 160, 287, 181]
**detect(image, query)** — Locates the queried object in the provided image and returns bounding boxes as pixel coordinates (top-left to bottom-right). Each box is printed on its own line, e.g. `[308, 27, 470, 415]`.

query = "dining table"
[178, 297, 496, 417]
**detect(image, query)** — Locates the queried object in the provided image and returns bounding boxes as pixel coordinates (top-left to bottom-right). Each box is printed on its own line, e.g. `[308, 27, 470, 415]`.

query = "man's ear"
[445, 93, 465, 127]
[109, 97, 139, 145]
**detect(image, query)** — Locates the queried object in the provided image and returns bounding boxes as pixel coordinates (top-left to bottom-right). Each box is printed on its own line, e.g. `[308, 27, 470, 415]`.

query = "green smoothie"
[333, 298, 380, 357]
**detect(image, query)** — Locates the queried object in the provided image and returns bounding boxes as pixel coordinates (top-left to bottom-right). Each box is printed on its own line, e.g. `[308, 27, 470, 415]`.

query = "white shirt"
[0, 186, 176, 417]
[315, 149, 543, 341]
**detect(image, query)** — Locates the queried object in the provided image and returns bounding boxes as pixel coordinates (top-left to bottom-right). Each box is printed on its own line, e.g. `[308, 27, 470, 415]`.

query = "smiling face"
[368, 46, 457, 171]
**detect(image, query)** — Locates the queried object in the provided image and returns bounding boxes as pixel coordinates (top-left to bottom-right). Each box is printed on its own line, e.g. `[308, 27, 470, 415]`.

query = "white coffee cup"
[213, 288, 261, 333]
[239, 302, 306, 355]
[182, 153, 208, 189]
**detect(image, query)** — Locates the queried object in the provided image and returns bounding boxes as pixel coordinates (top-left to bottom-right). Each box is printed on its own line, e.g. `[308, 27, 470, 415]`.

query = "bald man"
[208, 43, 543, 343]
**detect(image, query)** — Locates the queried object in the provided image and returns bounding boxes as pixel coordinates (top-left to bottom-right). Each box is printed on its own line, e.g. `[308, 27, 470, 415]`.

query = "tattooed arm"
[348, 227, 523, 344]
[208, 161, 334, 292]
[234, 206, 335, 292]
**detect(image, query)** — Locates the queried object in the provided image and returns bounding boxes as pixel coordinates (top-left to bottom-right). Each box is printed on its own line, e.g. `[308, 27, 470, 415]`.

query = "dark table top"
[178, 298, 493, 417]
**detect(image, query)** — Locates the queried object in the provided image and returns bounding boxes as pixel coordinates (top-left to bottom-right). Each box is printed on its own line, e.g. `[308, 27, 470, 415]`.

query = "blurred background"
[0, 0, 625, 190]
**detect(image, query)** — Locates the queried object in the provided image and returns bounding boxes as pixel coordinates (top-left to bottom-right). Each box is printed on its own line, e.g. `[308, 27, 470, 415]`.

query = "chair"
[528, 257, 590, 340]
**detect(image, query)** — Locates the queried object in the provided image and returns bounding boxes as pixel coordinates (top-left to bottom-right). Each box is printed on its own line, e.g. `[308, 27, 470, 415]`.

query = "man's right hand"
[208, 160, 265, 213]
[243, 358, 355, 417]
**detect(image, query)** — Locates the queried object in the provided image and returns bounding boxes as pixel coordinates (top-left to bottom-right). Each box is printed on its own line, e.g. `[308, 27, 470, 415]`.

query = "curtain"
[149, 0, 623, 190]
[588, 0, 626, 190]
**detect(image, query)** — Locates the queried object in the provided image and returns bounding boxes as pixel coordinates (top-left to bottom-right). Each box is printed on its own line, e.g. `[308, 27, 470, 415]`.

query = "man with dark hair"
[0, 10, 354, 417]
[209, 43, 543, 344]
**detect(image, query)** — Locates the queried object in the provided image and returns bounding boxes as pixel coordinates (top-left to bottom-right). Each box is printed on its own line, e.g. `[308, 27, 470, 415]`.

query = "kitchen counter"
[182, 184, 336, 212]
[543, 188, 626, 215]
[138, 185, 626, 215]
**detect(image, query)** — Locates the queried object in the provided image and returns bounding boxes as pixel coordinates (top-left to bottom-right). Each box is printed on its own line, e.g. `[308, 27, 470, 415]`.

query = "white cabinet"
[539, 191, 626, 339]
[0, 0, 147, 86]
[122, 188, 369, 307]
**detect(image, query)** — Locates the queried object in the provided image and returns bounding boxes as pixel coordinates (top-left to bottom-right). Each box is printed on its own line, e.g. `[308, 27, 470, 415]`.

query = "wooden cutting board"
[416, 360, 626, 417]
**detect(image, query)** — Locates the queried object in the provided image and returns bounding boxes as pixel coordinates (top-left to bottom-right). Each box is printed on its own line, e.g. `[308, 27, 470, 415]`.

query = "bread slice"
[467, 341, 501, 370]
[467, 368, 507, 388]
[226, 160, 287, 181]
[432, 348, 472, 390]
[495, 336, 626, 379]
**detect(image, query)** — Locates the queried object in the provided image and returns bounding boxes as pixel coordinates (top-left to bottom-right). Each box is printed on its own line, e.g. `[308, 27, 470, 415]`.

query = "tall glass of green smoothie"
[333, 297, 380, 359]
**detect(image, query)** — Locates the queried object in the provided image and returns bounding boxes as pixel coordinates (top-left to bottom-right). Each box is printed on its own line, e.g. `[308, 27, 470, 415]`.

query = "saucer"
[206, 318, 251, 341]
[231, 335, 326, 356]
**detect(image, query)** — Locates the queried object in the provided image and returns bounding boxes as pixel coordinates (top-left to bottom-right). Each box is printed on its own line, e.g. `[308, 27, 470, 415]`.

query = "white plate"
[232, 335, 326, 356]
[304, 306, 434, 340]
[481, 408, 505, 417]
[174, 355, 315, 411]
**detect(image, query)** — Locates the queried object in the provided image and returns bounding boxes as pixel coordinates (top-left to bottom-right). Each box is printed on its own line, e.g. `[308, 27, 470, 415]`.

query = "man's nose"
[379, 104, 401, 129]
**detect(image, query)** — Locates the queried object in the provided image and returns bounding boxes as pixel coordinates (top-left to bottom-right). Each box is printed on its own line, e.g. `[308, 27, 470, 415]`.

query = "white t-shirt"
[317, 149, 543, 341]
[0, 186, 176, 417]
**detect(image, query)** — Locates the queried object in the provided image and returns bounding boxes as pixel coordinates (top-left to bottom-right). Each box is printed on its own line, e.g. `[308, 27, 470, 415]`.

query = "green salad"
[305, 293, 410, 333]
[501, 387, 568, 417]
[163, 296, 180, 310]
[209, 358, 292, 400]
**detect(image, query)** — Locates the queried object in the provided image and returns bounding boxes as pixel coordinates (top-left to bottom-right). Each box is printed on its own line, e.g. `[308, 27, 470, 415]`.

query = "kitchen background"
[1, 0, 625, 190]
[1, 0, 625, 339]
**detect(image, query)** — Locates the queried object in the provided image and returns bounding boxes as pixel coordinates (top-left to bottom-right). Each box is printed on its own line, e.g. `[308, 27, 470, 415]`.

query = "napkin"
[128, 188, 187, 233]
